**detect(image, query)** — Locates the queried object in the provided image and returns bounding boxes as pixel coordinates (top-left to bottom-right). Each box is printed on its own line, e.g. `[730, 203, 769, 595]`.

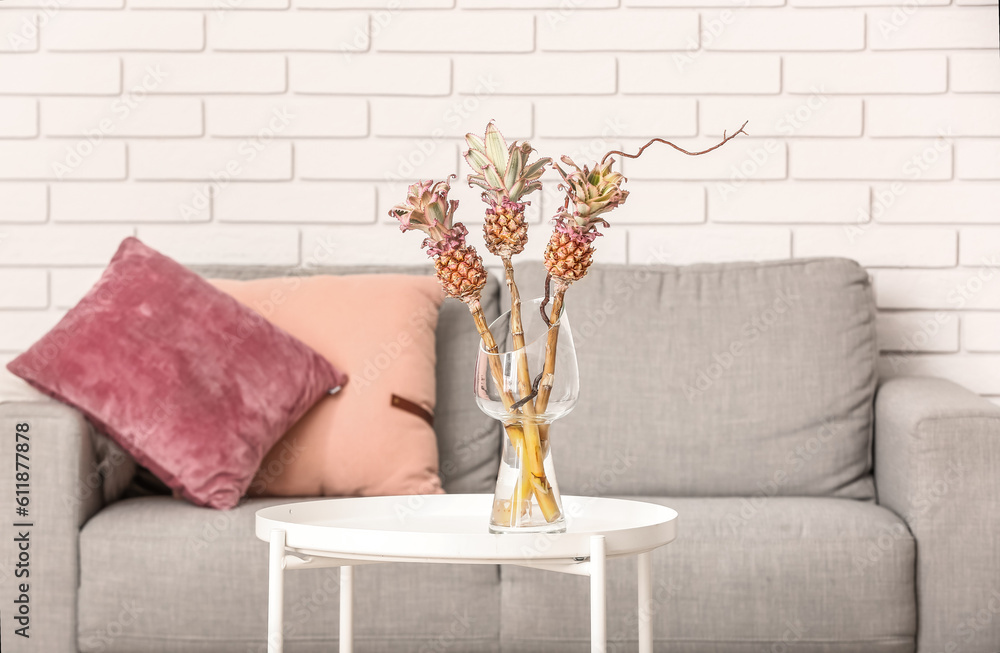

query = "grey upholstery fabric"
[0, 399, 105, 653]
[93, 432, 137, 503]
[78, 496, 501, 653]
[875, 376, 1000, 653]
[501, 497, 915, 653]
[192, 264, 503, 495]
[508, 259, 877, 499]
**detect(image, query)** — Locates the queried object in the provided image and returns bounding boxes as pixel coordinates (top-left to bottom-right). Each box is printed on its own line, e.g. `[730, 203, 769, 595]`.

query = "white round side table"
[255, 494, 678, 653]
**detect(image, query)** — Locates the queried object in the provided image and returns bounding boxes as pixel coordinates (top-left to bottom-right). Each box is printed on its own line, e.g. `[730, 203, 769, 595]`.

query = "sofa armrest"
[0, 390, 105, 651]
[875, 376, 1000, 653]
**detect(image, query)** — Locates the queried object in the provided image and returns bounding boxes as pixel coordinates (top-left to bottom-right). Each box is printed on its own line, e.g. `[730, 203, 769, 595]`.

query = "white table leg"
[267, 530, 285, 653]
[340, 565, 353, 653]
[590, 535, 607, 653]
[638, 551, 652, 653]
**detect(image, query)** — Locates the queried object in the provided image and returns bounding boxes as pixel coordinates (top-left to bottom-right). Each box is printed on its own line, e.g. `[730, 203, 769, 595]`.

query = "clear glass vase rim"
[479, 297, 569, 356]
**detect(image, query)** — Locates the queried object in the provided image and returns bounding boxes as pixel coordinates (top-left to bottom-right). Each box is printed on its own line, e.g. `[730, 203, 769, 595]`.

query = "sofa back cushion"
[193, 265, 502, 495]
[210, 274, 447, 499]
[510, 258, 877, 499]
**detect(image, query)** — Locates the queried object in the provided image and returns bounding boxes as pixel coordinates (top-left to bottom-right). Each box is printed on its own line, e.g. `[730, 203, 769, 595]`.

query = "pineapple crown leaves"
[552, 215, 601, 244]
[554, 155, 629, 233]
[484, 197, 526, 218]
[389, 176, 469, 256]
[464, 122, 551, 206]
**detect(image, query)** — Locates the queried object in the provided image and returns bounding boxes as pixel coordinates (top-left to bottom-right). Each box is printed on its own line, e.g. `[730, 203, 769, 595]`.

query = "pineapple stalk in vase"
[536, 123, 751, 430]
[536, 157, 629, 434]
[389, 122, 750, 532]
[466, 122, 560, 524]
[388, 176, 537, 524]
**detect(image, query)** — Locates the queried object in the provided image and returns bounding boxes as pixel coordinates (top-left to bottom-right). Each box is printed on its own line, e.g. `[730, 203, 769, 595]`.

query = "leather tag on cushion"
[6, 237, 346, 510]
[209, 275, 446, 498]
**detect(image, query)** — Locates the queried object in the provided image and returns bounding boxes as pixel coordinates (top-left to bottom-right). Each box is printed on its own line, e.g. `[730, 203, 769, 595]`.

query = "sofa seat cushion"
[78, 497, 500, 653]
[501, 497, 915, 653]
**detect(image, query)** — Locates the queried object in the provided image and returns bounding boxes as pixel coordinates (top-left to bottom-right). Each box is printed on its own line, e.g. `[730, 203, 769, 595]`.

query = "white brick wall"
[0, 2, 997, 399]
[0, 184, 47, 222]
[784, 53, 947, 93]
[43, 12, 205, 51]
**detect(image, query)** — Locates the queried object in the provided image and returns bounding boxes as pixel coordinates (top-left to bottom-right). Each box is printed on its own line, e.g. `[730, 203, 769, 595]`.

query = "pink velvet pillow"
[209, 275, 445, 498]
[7, 238, 345, 510]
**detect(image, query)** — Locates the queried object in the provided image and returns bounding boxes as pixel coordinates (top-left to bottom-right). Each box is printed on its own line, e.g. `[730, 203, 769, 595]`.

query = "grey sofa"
[2, 257, 998, 653]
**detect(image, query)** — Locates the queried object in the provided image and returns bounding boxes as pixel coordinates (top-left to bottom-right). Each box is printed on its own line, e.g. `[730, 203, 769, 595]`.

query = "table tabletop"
[256, 494, 678, 565]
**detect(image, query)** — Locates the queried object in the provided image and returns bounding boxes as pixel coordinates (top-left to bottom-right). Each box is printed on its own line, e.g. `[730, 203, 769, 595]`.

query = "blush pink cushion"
[6, 237, 345, 510]
[210, 275, 445, 498]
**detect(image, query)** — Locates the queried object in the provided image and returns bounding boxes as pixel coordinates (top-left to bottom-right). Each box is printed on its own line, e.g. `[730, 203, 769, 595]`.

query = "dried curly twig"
[601, 121, 750, 165]
[539, 272, 553, 327]
[510, 372, 545, 411]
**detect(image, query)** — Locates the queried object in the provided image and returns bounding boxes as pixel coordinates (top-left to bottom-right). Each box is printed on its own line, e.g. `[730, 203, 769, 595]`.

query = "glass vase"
[475, 297, 579, 534]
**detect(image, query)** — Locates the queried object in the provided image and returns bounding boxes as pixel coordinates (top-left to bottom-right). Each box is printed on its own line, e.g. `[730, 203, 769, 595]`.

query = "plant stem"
[468, 299, 556, 523]
[501, 259, 560, 524]
[534, 280, 568, 417]
[497, 424, 533, 527]
[498, 262, 535, 516]
[534, 280, 568, 453]
[468, 298, 510, 405]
